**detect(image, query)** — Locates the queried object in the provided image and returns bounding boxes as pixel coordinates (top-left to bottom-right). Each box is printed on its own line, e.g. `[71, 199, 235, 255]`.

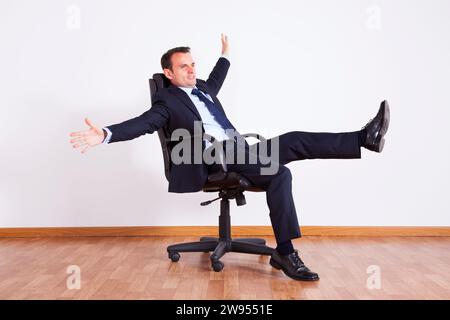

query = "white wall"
[1, 0, 449, 227]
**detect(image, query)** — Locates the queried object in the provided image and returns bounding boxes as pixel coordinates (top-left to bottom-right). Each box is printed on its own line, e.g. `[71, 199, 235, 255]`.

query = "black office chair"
[149, 74, 274, 272]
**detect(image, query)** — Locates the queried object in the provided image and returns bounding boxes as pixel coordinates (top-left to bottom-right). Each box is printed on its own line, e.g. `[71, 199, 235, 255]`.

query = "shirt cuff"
[221, 53, 229, 61]
[102, 127, 112, 144]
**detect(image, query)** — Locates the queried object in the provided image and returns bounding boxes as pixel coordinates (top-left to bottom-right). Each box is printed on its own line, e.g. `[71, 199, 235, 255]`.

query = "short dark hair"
[160, 46, 191, 70]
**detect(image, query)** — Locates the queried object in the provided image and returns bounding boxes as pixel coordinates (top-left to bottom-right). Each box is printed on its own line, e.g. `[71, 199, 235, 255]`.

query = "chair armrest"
[166, 133, 228, 176]
[203, 133, 228, 175]
[240, 133, 268, 143]
[165, 132, 269, 183]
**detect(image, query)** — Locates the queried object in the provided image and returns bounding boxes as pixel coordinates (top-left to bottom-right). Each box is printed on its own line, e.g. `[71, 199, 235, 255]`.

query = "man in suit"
[70, 34, 390, 281]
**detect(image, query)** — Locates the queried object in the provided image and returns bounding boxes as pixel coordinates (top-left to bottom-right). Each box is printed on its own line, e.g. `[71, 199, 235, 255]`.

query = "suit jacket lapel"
[168, 85, 202, 121]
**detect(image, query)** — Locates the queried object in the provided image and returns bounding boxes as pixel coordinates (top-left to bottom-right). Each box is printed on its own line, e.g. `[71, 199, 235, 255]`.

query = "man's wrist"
[102, 127, 112, 144]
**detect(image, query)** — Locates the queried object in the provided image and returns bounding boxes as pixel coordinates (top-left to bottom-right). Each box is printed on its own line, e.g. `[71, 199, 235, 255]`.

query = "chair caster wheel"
[168, 251, 180, 262]
[211, 260, 224, 272]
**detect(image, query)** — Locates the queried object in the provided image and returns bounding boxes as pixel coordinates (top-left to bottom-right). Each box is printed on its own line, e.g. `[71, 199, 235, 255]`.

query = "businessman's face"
[163, 52, 197, 88]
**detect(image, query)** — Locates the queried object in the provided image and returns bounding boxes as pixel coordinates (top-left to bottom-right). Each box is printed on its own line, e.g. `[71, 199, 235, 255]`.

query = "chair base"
[167, 193, 275, 272]
[167, 236, 274, 272]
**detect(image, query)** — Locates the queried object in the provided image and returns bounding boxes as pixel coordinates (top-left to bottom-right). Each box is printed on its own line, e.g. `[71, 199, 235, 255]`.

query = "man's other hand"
[221, 33, 229, 56]
[69, 118, 104, 154]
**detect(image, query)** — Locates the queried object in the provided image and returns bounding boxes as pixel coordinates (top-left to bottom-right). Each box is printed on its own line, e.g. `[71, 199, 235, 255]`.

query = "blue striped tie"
[191, 88, 236, 131]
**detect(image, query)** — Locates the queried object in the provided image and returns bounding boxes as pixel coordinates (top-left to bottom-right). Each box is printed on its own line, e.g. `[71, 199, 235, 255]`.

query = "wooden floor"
[1, 236, 449, 299]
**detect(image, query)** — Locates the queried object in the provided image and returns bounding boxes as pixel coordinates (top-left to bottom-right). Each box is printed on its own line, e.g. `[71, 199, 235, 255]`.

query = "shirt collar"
[178, 86, 197, 95]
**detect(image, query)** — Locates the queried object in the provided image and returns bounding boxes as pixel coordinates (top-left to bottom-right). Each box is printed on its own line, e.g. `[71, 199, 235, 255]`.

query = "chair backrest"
[149, 73, 172, 181]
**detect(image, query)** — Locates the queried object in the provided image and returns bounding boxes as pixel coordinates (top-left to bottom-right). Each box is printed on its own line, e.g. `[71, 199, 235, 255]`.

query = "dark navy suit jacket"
[106, 57, 232, 193]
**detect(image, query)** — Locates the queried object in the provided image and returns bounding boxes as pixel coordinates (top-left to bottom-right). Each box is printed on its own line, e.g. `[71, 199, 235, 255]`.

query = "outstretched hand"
[69, 118, 105, 154]
[221, 33, 229, 56]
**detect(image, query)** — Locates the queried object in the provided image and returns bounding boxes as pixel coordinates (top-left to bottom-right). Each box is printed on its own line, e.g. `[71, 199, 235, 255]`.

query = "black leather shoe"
[270, 250, 319, 281]
[362, 100, 390, 152]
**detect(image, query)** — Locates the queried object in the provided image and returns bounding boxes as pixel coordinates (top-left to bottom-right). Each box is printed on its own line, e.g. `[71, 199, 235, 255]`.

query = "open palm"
[69, 118, 104, 154]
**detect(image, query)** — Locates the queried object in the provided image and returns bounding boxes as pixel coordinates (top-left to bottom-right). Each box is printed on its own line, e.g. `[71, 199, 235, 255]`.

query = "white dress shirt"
[177, 86, 232, 148]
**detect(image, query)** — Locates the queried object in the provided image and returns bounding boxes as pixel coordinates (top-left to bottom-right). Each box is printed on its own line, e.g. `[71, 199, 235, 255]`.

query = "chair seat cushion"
[203, 172, 264, 192]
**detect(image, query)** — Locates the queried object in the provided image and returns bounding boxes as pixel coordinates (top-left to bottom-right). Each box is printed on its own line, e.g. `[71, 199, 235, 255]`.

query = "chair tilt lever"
[201, 197, 221, 206]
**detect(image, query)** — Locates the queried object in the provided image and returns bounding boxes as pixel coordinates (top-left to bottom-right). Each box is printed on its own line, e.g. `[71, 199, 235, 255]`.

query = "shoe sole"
[269, 258, 320, 281]
[380, 100, 390, 136]
[374, 100, 390, 152]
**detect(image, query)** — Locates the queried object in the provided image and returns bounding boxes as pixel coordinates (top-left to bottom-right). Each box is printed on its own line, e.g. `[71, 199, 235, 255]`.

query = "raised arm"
[206, 34, 231, 96]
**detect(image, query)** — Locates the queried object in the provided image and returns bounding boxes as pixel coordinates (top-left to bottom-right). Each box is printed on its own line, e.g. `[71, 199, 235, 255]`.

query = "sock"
[276, 240, 295, 255]
[358, 128, 367, 147]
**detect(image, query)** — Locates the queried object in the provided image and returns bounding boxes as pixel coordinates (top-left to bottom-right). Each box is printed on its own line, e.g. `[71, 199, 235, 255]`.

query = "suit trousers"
[207, 130, 362, 244]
